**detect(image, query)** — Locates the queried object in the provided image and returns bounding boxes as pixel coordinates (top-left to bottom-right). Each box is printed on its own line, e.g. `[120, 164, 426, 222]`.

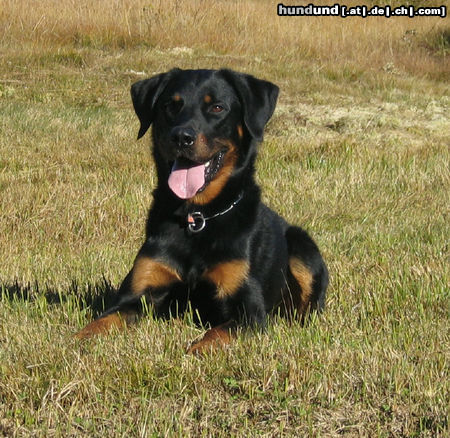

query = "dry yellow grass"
[1, 0, 448, 79]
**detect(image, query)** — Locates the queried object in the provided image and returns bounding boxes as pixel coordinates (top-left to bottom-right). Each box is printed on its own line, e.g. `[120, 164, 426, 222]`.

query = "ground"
[0, 1, 449, 436]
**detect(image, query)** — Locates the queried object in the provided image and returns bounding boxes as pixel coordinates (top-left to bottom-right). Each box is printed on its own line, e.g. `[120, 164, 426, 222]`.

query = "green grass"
[1, 3, 449, 436]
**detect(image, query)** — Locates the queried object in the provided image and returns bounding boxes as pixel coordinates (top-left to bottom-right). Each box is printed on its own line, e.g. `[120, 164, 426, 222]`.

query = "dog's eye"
[210, 104, 224, 113]
[165, 100, 183, 117]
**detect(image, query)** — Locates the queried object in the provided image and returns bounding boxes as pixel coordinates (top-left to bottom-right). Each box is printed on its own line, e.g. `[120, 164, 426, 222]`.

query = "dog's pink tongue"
[168, 160, 205, 199]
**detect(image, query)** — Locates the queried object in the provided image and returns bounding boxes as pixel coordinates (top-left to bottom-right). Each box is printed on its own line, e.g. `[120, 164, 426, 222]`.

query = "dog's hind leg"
[283, 226, 328, 320]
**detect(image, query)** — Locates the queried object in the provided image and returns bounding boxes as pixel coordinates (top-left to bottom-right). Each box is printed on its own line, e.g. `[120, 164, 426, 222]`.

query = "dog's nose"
[170, 127, 196, 148]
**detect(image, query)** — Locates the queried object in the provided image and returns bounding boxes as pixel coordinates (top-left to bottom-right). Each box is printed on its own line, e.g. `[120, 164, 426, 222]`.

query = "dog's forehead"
[163, 70, 236, 101]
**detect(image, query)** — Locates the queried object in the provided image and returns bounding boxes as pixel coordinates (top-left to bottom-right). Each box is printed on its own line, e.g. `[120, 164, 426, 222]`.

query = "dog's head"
[131, 68, 278, 204]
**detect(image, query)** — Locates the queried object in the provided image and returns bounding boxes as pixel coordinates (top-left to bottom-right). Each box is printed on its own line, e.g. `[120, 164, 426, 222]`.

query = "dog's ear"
[131, 68, 181, 139]
[219, 69, 279, 142]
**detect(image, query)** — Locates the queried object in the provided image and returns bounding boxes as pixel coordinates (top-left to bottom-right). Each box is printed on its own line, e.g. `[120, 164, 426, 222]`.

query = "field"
[0, 0, 449, 436]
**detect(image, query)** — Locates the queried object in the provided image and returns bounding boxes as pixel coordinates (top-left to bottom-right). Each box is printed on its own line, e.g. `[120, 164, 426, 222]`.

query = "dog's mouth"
[168, 150, 226, 199]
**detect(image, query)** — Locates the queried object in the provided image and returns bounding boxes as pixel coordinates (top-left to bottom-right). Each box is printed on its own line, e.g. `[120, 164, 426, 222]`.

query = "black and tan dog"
[75, 68, 328, 354]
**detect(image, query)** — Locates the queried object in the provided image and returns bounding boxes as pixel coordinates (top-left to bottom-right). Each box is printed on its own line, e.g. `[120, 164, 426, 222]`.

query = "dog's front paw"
[73, 314, 126, 339]
[187, 324, 234, 355]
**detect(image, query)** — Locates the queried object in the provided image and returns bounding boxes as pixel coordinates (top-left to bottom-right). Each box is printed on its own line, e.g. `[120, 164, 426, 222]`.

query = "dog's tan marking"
[203, 259, 249, 299]
[173, 94, 181, 101]
[204, 94, 212, 103]
[74, 312, 137, 339]
[193, 132, 210, 158]
[237, 124, 243, 139]
[191, 141, 238, 205]
[289, 257, 313, 315]
[131, 256, 181, 294]
[187, 321, 236, 355]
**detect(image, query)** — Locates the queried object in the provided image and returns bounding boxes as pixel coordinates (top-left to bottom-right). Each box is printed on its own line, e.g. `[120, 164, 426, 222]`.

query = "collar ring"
[187, 212, 206, 233]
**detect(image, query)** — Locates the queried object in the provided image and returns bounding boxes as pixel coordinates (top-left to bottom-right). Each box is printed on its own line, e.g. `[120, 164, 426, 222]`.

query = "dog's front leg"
[73, 295, 142, 339]
[187, 277, 267, 354]
[187, 320, 238, 355]
[74, 253, 181, 339]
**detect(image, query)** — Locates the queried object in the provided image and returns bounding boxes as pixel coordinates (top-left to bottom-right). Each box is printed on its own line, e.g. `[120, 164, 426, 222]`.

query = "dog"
[75, 68, 328, 354]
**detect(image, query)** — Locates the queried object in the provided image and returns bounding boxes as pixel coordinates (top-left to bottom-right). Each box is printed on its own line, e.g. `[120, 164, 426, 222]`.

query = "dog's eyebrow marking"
[204, 94, 212, 103]
[203, 260, 249, 298]
[173, 94, 181, 101]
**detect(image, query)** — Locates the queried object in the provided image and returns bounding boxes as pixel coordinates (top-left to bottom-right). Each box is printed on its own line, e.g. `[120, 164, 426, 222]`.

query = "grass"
[1, 0, 449, 436]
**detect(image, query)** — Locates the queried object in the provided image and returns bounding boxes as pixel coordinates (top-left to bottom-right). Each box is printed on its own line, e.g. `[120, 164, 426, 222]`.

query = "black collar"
[179, 192, 244, 234]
